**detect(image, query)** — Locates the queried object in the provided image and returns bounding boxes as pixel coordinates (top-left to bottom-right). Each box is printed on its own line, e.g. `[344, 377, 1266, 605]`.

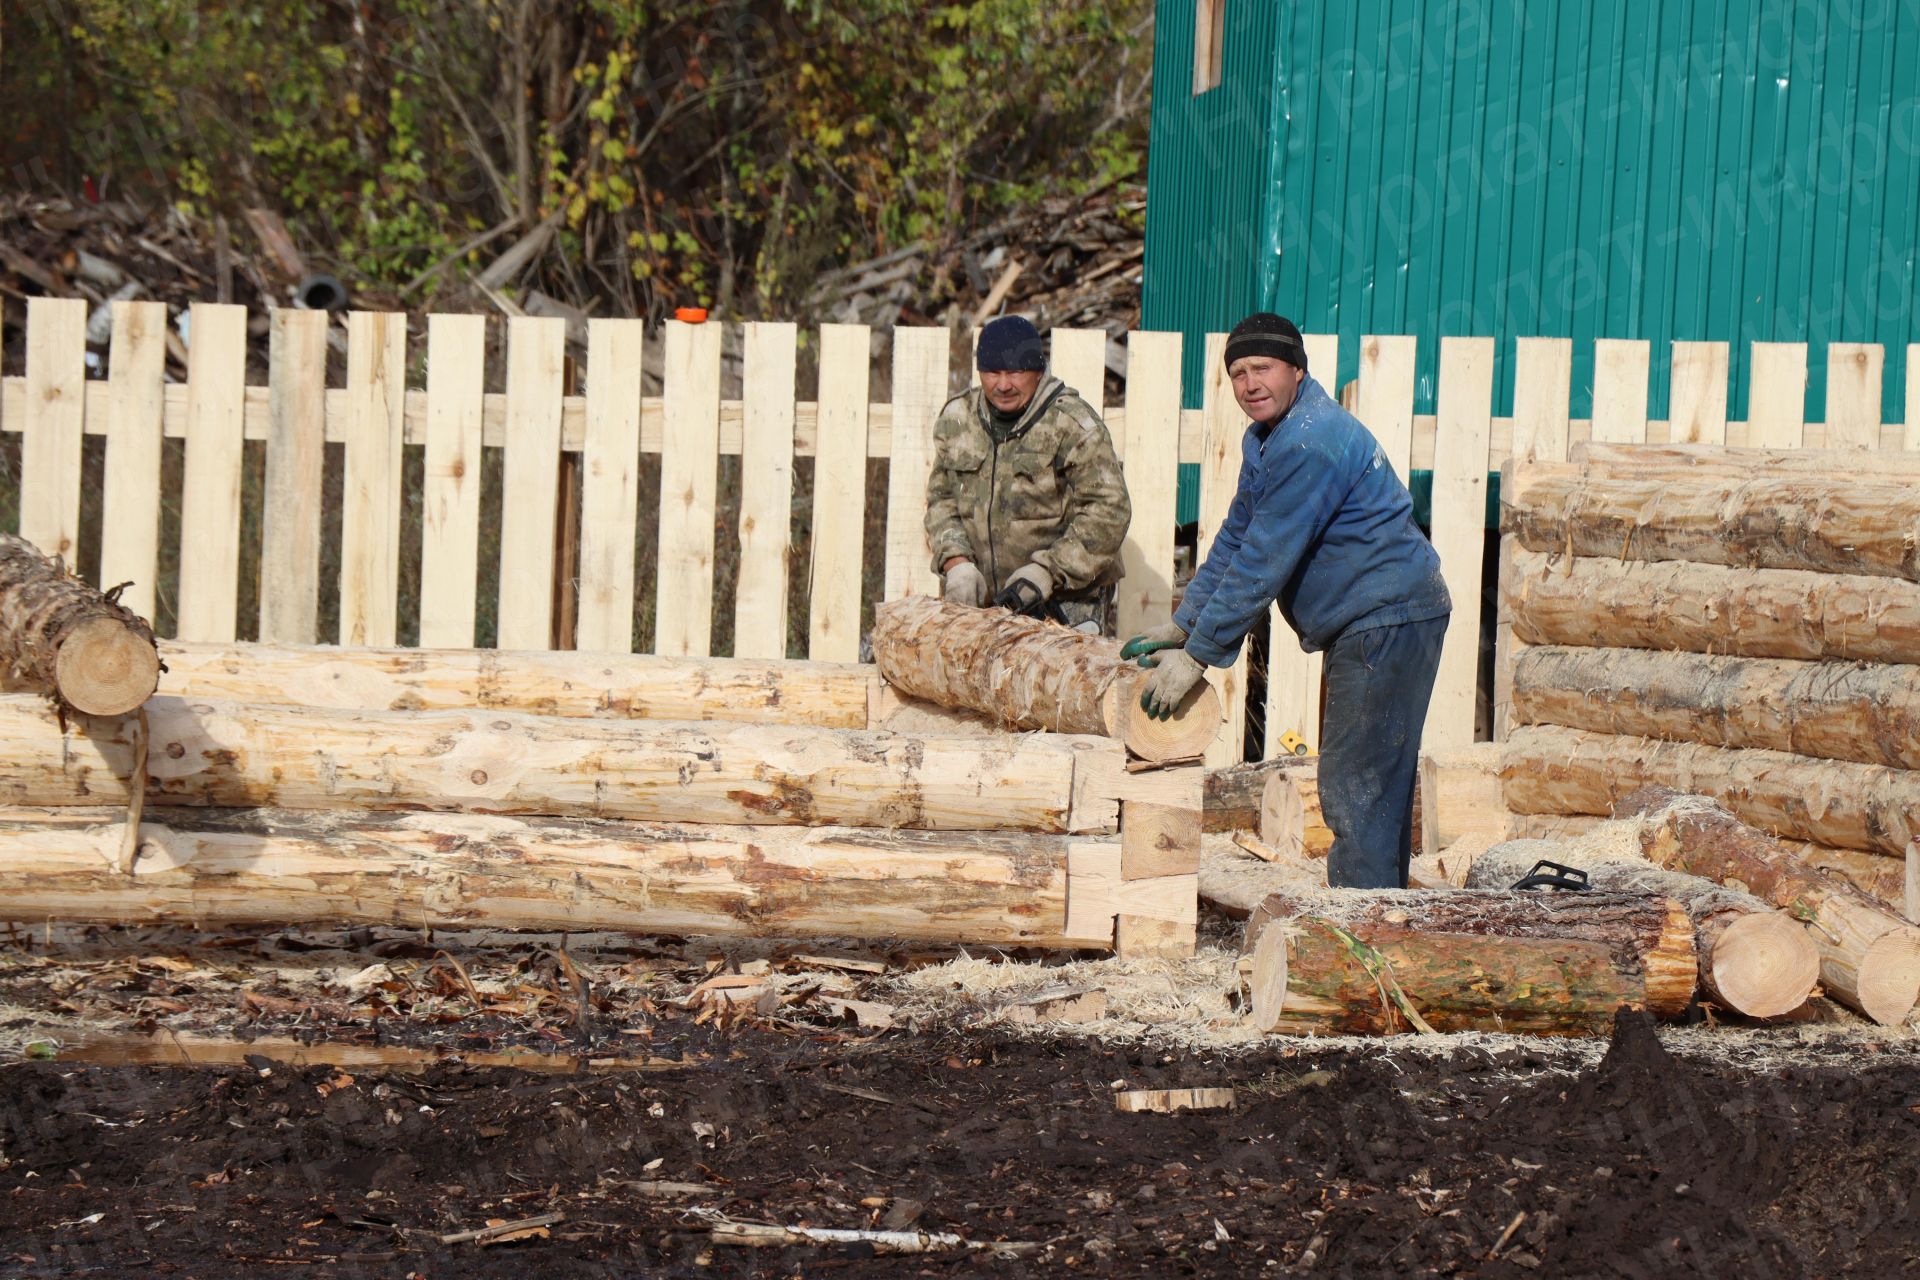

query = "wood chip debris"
[1113, 1087, 1237, 1114]
[1002, 986, 1108, 1025]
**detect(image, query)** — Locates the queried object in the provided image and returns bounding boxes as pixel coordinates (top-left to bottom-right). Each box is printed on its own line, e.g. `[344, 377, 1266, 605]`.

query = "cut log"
[1909, 841, 1919, 924]
[1204, 757, 1312, 833]
[1418, 744, 1506, 858]
[1466, 841, 1819, 1018]
[0, 807, 1118, 947]
[1258, 762, 1331, 860]
[1503, 549, 1920, 665]
[0, 534, 160, 716]
[1615, 788, 1920, 1025]
[1573, 442, 1920, 479]
[160, 640, 872, 729]
[1512, 645, 1920, 771]
[1243, 888, 1696, 1036]
[0, 695, 1103, 833]
[1502, 723, 1920, 856]
[1504, 460, 1920, 580]
[866, 682, 1001, 736]
[869, 596, 1222, 762]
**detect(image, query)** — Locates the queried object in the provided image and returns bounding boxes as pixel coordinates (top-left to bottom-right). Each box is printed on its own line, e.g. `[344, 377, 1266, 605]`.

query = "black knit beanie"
[976, 315, 1047, 373]
[1223, 312, 1307, 372]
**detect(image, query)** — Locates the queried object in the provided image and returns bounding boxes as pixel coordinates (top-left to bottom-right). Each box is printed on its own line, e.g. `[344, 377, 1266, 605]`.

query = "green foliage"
[3, 0, 1152, 308]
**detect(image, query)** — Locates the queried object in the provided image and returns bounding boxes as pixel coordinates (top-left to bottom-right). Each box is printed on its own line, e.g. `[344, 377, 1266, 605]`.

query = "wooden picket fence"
[4, 297, 1918, 767]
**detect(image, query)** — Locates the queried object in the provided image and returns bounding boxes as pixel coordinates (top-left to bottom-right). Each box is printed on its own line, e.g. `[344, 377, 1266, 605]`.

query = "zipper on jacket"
[986, 439, 1001, 589]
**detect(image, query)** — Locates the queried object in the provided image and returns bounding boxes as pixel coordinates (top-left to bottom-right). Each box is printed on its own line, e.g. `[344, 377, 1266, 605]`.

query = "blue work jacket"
[1174, 375, 1452, 667]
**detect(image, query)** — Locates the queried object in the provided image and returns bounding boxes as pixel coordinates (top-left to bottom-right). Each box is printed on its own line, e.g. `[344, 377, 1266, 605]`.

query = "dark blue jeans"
[1317, 615, 1448, 889]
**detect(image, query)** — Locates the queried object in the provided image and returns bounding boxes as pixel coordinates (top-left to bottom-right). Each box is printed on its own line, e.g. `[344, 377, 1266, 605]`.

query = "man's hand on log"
[993, 563, 1052, 617]
[1138, 647, 1206, 720]
[942, 559, 988, 607]
[1120, 619, 1187, 662]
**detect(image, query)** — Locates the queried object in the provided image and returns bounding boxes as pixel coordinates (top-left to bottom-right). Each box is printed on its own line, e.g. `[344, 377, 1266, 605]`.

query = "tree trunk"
[869, 597, 1222, 762]
[1502, 723, 1920, 856]
[1466, 842, 1819, 1018]
[1242, 888, 1696, 1036]
[0, 534, 160, 716]
[1, 695, 1107, 833]
[1204, 758, 1311, 833]
[160, 640, 872, 729]
[0, 806, 1118, 948]
[1504, 548, 1920, 664]
[1573, 442, 1920, 479]
[1419, 743, 1506, 858]
[1615, 788, 1920, 1025]
[1259, 763, 1331, 860]
[1505, 461, 1920, 580]
[1513, 645, 1920, 771]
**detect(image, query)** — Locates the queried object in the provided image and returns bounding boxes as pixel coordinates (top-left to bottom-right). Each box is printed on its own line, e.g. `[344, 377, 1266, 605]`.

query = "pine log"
[1243, 888, 1696, 1036]
[1419, 744, 1506, 858]
[1503, 549, 1920, 665]
[0, 534, 160, 716]
[1204, 758, 1312, 833]
[0, 695, 1104, 832]
[1258, 763, 1331, 860]
[1573, 442, 1920, 479]
[1466, 841, 1819, 1018]
[1513, 645, 1920, 771]
[1504, 460, 1920, 580]
[869, 596, 1222, 762]
[0, 807, 1118, 947]
[1909, 841, 1919, 924]
[1502, 723, 1920, 856]
[159, 640, 872, 729]
[1615, 788, 1920, 1025]
[1505, 809, 1913, 916]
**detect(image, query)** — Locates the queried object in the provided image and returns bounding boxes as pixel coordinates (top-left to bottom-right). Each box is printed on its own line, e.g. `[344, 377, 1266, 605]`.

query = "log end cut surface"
[1102, 670, 1223, 762]
[57, 617, 162, 715]
[1709, 912, 1822, 1019]
[1856, 928, 1920, 1026]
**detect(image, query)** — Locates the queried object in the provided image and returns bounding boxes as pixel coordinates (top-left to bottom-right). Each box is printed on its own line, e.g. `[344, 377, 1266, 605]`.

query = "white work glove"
[942, 559, 988, 607]
[994, 562, 1053, 616]
[1138, 647, 1206, 720]
[1120, 619, 1188, 662]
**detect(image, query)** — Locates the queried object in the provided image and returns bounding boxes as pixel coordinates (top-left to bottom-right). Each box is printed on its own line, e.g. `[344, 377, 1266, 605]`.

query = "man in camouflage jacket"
[924, 316, 1131, 633]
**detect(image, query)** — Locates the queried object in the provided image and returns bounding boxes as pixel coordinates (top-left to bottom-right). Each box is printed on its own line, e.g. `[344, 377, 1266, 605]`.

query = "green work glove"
[1119, 619, 1188, 662]
[1137, 647, 1206, 721]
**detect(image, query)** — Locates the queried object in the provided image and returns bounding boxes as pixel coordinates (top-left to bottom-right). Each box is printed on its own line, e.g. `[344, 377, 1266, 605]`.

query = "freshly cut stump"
[1617, 788, 1920, 1025]
[870, 596, 1222, 762]
[1468, 842, 1818, 1018]
[1258, 764, 1331, 860]
[1243, 888, 1696, 1036]
[0, 534, 159, 715]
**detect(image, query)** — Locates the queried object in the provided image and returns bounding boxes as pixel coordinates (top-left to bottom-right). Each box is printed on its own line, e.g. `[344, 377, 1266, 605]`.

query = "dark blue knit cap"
[976, 315, 1047, 373]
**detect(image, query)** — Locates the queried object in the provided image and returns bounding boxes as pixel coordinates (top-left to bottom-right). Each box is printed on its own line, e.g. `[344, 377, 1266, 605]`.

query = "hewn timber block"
[1115, 912, 1197, 960]
[1419, 743, 1507, 859]
[1065, 737, 1132, 835]
[1121, 800, 1202, 880]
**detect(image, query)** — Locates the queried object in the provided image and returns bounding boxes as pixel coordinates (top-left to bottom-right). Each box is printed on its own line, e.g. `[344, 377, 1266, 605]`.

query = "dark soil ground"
[3, 1008, 1919, 1278]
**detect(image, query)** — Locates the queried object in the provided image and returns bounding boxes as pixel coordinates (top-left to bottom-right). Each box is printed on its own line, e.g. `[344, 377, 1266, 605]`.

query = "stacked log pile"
[1501, 444, 1920, 914]
[0, 578, 1198, 956]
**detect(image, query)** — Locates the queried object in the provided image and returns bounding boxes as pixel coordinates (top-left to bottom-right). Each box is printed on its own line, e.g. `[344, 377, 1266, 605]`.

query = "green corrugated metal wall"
[1145, 0, 1920, 432]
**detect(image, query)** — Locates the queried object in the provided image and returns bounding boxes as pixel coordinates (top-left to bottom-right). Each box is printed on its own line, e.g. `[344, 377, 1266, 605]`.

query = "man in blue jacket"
[1122, 313, 1451, 889]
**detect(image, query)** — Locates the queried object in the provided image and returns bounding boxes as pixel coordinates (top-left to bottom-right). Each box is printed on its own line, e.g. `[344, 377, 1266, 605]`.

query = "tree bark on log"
[1504, 461, 1920, 580]
[160, 641, 872, 729]
[1615, 788, 1920, 1025]
[1259, 763, 1331, 860]
[1503, 548, 1920, 664]
[1466, 842, 1819, 1018]
[1204, 758, 1312, 833]
[0, 807, 1117, 947]
[869, 597, 1222, 762]
[1242, 888, 1696, 1036]
[0, 695, 1103, 833]
[1512, 645, 1920, 770]
[0, 534, 160, 716]
[1572, 442, 1920, 479]
[1502, 723, 1920, 856]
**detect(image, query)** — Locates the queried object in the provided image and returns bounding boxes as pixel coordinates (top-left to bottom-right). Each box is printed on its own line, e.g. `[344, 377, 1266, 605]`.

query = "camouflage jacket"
[924, 377, 1131, 597]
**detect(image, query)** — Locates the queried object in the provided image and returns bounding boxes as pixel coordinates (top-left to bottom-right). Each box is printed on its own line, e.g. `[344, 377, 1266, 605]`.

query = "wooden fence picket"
[1747, 342, 1808, 448]
[1427, 336, 1494, 750]
[808, 323, 870, 662]
[576, 318, 645, 652]
[1050, 328, 1108, 414]
[1825, 343, 1883, 450]
[175, 302, 249, 642]
[19, 296, 87, 563]
[882, 325, 949, 603]
[1590, 339, 1650, 444]
[655, 318, 722, 657]
[1357, 335, 1417, 483]
[1667, 341, 1729, 446]
[1115, 330, 1181, 641]
[1196, 332, 1244, 768]
[1493, 337, 1573, 742]
[418, 313, 487, 648]
[340, 311, 406, 647]
[734, 322, 797, 658]
[498, 317, 567, 650]
[99, 301, 168, 623]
